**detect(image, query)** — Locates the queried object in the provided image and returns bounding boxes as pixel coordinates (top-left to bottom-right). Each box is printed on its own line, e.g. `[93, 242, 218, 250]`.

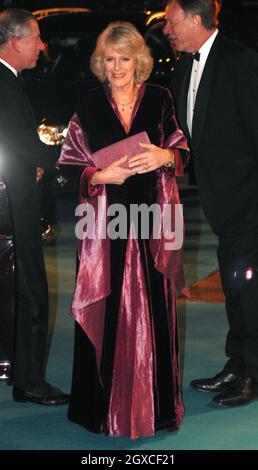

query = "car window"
[24, 14, 100, 80]
[36, 33, 96, 79]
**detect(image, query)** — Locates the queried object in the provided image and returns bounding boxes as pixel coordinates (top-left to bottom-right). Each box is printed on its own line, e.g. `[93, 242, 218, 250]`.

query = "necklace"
[112, 90, 137, 112]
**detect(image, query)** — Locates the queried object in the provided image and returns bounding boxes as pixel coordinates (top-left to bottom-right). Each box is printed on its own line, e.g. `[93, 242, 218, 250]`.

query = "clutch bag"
[92, 131, 150, 169]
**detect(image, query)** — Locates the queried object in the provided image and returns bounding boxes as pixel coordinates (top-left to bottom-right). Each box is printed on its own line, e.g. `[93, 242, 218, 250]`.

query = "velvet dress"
[59, 83, 189, 439]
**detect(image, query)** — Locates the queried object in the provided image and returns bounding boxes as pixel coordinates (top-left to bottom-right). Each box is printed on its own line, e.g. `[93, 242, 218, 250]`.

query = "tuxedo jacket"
[0, 62, 59, 251]
[171, 33, 258, 236]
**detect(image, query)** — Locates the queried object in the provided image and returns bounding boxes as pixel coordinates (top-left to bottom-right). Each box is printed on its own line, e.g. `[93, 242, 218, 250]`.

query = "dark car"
[0, 178, 15, 381]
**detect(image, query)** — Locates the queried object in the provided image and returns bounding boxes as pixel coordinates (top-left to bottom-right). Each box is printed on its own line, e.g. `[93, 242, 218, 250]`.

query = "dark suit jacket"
[171, 33, 258, 236]
[0, 62, 59, 251]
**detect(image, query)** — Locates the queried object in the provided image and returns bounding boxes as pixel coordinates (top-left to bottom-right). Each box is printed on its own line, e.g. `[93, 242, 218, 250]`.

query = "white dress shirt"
[0, 57, 18, 76]
[187, 29, 218, 135]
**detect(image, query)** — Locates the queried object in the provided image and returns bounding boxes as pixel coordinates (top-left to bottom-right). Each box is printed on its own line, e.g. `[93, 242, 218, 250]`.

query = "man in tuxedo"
[164, 0, 258, 407]
[0, 9, 69, 405]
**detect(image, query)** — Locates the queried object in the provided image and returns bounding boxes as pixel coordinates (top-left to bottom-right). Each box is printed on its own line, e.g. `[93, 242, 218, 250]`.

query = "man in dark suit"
[164, 0, 258, 407]
[0, 9, 69, 405]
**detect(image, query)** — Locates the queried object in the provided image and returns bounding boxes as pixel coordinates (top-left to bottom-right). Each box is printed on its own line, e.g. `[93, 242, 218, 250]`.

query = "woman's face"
[103, 48, 137, 90]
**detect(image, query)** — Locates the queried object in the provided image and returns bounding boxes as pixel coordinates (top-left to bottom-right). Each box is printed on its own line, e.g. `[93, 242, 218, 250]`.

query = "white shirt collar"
[198, 29, 219, 64]
[0, 58, 18, 77]
[187, 29, 218, 135]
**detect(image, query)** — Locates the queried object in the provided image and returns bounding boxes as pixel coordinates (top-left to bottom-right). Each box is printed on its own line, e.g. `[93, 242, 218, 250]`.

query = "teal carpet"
[1, 182, 258, 451]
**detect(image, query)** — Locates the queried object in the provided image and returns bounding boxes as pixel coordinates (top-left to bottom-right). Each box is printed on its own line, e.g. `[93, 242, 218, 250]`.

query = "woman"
[59, 21, 189, 439]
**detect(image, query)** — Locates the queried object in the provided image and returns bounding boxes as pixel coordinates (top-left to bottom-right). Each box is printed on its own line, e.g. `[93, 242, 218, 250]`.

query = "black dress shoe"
[13, 386, 70, 406]
[212, 374, 258, 407]
[190, 370, 238, 393]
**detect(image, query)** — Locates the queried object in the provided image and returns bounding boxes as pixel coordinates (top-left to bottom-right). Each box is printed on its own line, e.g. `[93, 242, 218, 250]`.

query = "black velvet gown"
[60, 83, 187, 438]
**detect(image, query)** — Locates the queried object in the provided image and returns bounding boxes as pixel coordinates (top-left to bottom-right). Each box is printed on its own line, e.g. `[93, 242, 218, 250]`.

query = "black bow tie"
[192, 51, 200, 62]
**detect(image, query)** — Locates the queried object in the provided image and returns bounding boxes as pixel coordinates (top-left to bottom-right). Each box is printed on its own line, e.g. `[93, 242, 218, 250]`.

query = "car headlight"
[37, 123, 68, 145]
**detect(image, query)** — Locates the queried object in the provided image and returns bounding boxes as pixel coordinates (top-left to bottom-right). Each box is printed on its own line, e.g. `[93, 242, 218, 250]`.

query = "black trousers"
[217, 227, 258, 381]
[13, 245, 49, 388]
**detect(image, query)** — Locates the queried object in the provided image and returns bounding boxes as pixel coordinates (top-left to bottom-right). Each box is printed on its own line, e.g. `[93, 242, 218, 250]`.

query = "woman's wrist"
[91, 170, 103, 185]
[163, 148, 175, 168]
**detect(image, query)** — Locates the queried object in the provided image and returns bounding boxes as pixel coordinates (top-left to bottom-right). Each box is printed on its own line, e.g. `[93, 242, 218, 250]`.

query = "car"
[0, 178, 15, 381]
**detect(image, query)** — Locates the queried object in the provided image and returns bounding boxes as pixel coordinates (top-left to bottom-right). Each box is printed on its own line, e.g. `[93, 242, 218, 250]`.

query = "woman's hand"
[128, 143, 173, 173]
[91, 156, 137, 186]
[36, 167, 44, 182]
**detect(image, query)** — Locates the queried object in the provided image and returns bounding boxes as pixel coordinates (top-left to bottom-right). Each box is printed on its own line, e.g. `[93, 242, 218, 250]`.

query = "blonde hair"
[90, 21, 153, 84]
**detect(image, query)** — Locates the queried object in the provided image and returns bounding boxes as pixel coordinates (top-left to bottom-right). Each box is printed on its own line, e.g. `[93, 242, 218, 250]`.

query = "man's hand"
[36, 167, 44, 182]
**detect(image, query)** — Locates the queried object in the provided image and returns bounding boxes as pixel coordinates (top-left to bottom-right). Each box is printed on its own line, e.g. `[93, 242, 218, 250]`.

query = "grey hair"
[0, 8, 35, 47]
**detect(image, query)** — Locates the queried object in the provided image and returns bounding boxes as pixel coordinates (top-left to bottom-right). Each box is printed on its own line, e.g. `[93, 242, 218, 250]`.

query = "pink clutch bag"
[92, 131, 150, 169]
